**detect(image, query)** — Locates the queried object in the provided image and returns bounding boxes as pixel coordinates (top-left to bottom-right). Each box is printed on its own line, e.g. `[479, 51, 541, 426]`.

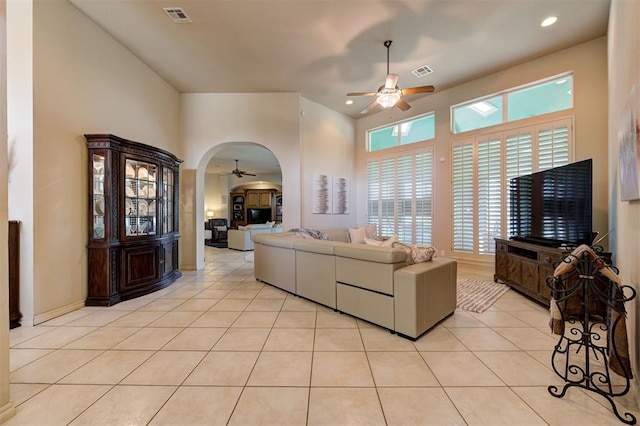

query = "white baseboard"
[0, 401, 16, 423]
[33, 301, 86, 325]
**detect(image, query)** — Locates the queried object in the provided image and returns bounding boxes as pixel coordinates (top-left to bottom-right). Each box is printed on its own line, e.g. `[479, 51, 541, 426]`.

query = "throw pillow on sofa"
[364, 235, 397, 247]
[289, 228, 329, 240]
[357, 223, 378, 239]
[392, 242, 436, 264]
[348, 226, 368, 244]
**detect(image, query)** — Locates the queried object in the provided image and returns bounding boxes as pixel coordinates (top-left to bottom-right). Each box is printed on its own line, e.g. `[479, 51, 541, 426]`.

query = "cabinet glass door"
[163, 168, 174, 233]
[124, 159, 157, 237]
[92, 154, 106, 239]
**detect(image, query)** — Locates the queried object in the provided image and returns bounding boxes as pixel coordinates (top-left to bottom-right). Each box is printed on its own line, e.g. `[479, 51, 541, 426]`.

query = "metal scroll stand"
[547, 246, 637, 425]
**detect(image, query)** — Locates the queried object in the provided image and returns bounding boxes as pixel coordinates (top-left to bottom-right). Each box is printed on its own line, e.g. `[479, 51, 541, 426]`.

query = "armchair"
[209, 218, 229, 242]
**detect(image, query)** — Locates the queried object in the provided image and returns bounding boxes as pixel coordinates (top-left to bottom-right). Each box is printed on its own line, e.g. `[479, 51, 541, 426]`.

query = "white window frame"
[366, 144, 435, 244]
[450, 117, 574, 261]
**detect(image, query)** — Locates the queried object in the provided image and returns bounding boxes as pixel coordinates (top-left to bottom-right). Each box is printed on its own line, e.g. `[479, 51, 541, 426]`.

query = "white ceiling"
[68, 0, 610, 173]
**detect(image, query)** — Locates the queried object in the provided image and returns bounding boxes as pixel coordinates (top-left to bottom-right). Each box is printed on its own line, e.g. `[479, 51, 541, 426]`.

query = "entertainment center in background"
[229, 189, 282, 229]
[495, 159, 597, 303]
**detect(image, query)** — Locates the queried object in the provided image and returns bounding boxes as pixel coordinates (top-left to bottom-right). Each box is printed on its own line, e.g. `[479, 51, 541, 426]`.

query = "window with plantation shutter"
[367, 147, 433, 244]
[452, 117, 572, 258]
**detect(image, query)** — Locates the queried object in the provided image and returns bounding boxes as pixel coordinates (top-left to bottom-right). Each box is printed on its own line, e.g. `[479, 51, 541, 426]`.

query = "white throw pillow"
[266, 221, 275, 227]
[358, 223, 378, 239]
[348, 226, 368, 244]
[364, 235, 397, 247]
[364, 237, 383, 246]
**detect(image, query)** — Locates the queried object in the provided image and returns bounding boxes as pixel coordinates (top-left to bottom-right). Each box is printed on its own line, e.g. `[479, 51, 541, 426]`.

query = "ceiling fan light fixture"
[377, 89, 401, 109]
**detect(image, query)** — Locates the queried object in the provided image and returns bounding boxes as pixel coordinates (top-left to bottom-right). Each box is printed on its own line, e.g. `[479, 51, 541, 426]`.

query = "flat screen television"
[248, 208, 271, 224]
[509, 159, 593, 247]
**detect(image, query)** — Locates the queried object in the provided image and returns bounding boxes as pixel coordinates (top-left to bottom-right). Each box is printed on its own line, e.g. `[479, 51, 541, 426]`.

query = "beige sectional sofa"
[252, 228, 457, 340]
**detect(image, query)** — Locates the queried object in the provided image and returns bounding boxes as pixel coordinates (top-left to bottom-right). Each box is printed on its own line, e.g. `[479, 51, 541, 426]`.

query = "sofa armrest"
[394, 257, 457, 339]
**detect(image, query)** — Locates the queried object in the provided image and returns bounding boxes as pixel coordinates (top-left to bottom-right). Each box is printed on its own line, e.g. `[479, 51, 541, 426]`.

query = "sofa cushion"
[293, 239, 336, 255]
[289, 228, 328, 240]
[334, 243, 407, 264]
[358, 223, 378, 239]
[246, 223, 273, 230]
[364, 235, 397, 247]
[252, 233, 296, 248]
[322, 228, 350, 242]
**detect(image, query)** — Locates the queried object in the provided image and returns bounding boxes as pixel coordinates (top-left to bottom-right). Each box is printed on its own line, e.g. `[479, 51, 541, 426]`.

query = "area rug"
[457, 278, 510, 313]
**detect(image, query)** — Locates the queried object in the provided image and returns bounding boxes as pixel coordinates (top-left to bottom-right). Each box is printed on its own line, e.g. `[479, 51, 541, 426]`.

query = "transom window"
[452, 74, 573, 134]
[368, 113, 435, 152]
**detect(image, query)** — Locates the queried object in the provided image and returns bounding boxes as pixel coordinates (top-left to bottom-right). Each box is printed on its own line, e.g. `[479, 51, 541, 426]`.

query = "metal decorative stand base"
[548, 245, 637, 425]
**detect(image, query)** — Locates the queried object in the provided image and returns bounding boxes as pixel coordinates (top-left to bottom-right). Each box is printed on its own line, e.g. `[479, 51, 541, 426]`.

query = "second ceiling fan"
[225, 159, 256, 178]
[347, 40, 435, 114]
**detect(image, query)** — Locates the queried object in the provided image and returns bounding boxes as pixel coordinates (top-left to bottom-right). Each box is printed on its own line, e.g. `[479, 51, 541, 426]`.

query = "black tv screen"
[248, 208, 271, 224]
[509, 159, 592, 247]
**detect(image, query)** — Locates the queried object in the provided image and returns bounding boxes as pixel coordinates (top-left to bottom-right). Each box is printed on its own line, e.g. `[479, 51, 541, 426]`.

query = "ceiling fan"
[347, 40, 435, 114]
[225, 159, 256, 178]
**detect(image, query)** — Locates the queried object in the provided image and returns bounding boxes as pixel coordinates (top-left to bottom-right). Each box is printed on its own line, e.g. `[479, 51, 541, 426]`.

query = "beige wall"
[0, 0, 16, 422]
[7, 0, 181, 324]
[300, 97, 356, 229]
[608, 0, 640, 388]
[180, 93, 303, 270]
[355, 37, 608, 262]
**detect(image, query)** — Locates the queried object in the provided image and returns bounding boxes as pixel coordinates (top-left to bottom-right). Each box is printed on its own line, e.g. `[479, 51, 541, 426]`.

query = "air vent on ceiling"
[411, 65, 433, 78]
[163, 7, 192, 23]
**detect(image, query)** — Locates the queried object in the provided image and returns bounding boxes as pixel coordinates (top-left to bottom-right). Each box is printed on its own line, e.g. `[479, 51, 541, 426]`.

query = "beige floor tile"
[9, 349, 52, 372]
[161, 327, 226, 351]
[59, 350, 153, 384]
[62, 326, 140, 350]
[208, 281, 242, 290]
[9, 383, 48, 407]
[228, 386, 309, 426]
[147, 310, 204, 327]
[475, 351, 563, 387]
[9, 326, 56, 347]
[165, 288, 203, 298]
[314, 328, 364, 351]
[274, 311, 317, 328]
[193, 289, 232, 299]
[356, 318, 378, 329]
[360, 328, 416, 351]
[108, 297, 153, 310]
[470, 310, 530, 327]
[281, 297, 318, 312]
[421, 351, 504, 386]
[263, 328, 315, 351]
[121, 350, 206, 385]
[245, 298, 285, 311]
[316, 310, 358, 328]
[247, 351, 312, 386]
[412, 326, 468, 351]
[112, 327, 182, 350]
[69, 385, 175, 425]
[307, 387, 385, 425]
[378, 387, 466, 425]
[311, 352, 374, 386]
[39, 310, 93, 326]
[4, 384, 111, 426]
[368, 351, 439, 386]
[493, 327, 558, 351]
[231, 311, 278, 328]
[138, 297, 187, 311]
[255, 286, 288, 299]
[443, 310, 488, 328]
[209, 298, 252, 311]
[508, 309, 551, 328]
[184, 351, 259, 385]
[10, 349, 103, 384]
[13, 326, 98, 349]
[66, 310, 130, 326]
[225, 288, 261, 299]
[448, 327, 520, 351]
[445, 386, 547, 425]
[190, 311, 241, 327]
[492, 295, 545, 312]
[149, 386, 243, 425]
[106, 310, 165, 327]
[513, 386, 631, 425]
[212, 328, 270, 351]
[172, 298, 219, 311]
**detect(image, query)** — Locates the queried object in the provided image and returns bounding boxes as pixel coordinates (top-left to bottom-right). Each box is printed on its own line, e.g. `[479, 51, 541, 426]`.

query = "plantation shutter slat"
[453, 143, 474, 252]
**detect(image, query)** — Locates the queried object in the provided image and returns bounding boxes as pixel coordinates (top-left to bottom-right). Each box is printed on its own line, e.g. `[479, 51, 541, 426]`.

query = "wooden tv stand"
[494, 238, 571, 305]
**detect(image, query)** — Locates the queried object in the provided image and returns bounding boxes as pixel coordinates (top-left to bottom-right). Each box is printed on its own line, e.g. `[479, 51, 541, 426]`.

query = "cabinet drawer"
[538, 252, 562, 267]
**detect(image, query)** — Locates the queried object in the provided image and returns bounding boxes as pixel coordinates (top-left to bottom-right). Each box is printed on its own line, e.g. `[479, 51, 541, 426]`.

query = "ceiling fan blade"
[401, 85, 435, 95]
[385, 73, 399, 89]
[361, 99, 379, 114]
[242, 173, 256, 176]
[396, 98, 411, 111]
[347, 92, 378, 97]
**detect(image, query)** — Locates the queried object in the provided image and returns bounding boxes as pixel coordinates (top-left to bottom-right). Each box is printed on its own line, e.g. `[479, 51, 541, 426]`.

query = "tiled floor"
[6, 248, 640, 425]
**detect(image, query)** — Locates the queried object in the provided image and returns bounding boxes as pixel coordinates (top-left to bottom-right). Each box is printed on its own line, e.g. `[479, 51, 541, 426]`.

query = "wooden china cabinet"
[85, 134, 182, 306]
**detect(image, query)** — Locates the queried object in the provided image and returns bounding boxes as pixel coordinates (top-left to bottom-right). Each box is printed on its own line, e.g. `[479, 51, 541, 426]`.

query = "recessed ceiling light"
[345, 99, 354, 105]
[541, 16, 557, 27]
